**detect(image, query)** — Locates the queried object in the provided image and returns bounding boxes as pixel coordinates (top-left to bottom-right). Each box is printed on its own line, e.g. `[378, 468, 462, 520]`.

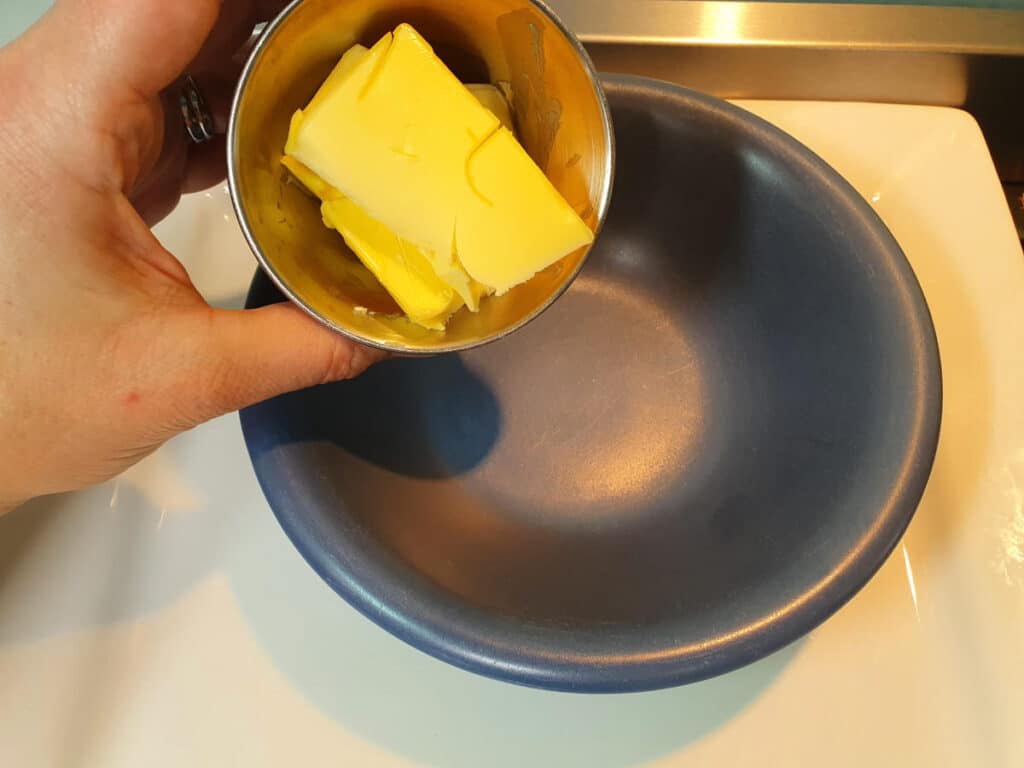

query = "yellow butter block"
[458, 127, 594, 293]
[282, 65, 509, 329]
[287, 28, 488, 307]
[322, 196, 464, 329]
[286, 23, 594, 299]
[282, 154, 461, 330]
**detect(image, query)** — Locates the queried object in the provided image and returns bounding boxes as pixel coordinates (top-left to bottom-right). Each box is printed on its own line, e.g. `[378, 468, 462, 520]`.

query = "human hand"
[0, 0, 385, 513]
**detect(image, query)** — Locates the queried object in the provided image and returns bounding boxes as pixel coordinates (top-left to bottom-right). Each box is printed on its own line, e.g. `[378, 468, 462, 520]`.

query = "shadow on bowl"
[248, 273, 503, 479]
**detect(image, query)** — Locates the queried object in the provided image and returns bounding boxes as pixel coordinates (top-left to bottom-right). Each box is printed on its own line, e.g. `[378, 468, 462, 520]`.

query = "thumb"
[182, 303, 387, 424]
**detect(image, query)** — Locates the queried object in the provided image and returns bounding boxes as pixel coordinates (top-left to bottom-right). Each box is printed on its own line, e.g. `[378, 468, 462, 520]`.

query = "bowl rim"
[226, 0, 616, 355]
[241, 74, 943, 693]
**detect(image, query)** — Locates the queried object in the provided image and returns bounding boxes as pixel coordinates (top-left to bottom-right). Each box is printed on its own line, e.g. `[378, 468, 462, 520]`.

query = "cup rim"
[226, 0, 616, 355]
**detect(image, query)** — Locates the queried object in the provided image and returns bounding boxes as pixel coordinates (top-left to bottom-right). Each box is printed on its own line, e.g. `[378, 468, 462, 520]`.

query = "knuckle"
[318, 339, 357, 386]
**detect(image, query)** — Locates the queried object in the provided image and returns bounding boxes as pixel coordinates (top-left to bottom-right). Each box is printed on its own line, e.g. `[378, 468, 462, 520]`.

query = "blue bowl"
[241, 75, 942, 692]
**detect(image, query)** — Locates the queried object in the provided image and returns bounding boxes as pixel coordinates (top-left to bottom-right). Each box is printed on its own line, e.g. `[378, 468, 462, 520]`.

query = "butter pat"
[282, 69, 511, 329]
[282, 155, 462, 329]
[323, 196, 465, 328]
[286, 23, 593, 301]
[457, 128, 593, 291]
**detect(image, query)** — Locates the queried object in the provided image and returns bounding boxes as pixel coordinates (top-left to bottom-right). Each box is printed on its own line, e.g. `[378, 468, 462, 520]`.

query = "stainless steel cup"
[228, 0, 615, 353]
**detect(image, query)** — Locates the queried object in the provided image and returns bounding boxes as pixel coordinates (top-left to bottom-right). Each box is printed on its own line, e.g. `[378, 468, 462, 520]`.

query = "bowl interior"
[241, 76, 941, 691]
[229, 0, 613, 353]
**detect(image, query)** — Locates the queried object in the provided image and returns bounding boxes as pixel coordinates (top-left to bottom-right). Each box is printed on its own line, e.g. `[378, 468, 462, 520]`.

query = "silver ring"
[179, 75, 215, 145]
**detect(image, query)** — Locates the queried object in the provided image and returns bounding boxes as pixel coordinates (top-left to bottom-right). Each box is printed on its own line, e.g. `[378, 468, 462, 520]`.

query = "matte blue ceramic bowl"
[240, 75, 942, 692]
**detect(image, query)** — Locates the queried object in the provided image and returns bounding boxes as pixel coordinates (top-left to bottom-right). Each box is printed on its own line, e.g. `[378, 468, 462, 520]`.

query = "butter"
[282, 67, 507, 328]
[281, 152, 334, 201]
[456, 127, 593, 292]
[285, 23, 593, 327]
[323, 196, 467, 328]
[465, 84, 514, 132]
[282, 153, 465, 329]
[288, 27, 489, 308]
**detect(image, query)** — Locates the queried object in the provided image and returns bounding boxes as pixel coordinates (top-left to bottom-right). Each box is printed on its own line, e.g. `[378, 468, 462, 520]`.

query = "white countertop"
[2, 4, 1024, 766]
